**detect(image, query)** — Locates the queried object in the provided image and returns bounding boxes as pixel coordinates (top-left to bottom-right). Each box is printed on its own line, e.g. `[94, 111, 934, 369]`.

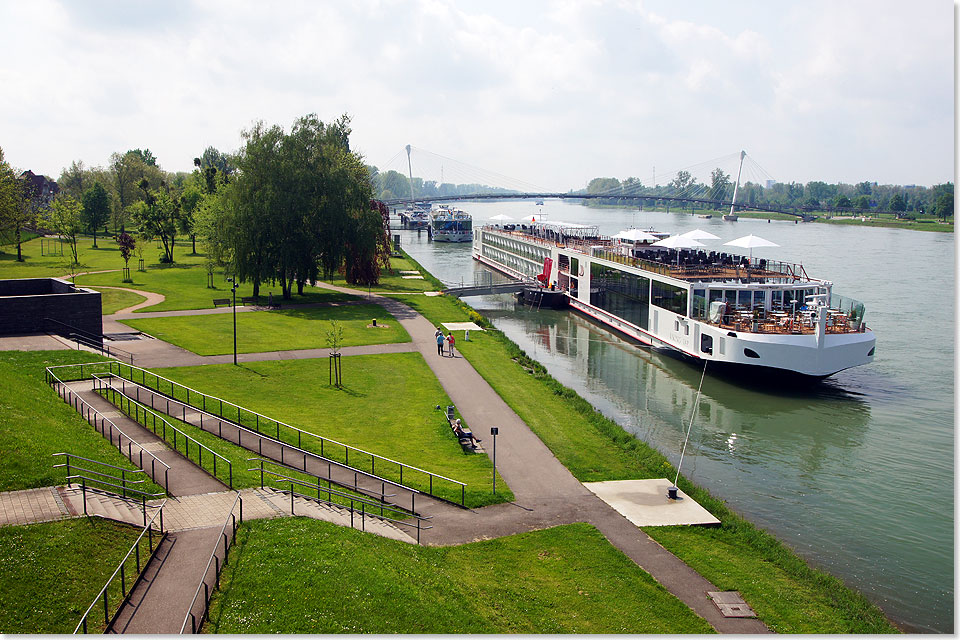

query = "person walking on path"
[447, 332, 456, 357]
[436, 331, 445, 356]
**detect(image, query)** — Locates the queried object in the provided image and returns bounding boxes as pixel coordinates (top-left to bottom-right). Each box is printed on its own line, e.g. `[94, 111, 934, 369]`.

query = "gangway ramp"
[443, 281, 527, 298]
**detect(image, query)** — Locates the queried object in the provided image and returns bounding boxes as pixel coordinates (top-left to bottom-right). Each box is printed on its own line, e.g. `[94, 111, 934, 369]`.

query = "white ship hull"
[474, 226, 875, 379]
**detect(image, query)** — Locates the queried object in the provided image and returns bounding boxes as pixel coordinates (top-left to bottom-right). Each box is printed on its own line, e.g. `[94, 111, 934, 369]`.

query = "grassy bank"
[382, 292, 896, 633]
[0, 518, 144, 633]
[205, 519, 714, 634]
[0, 351, 163, 493]
[152, 355, 511, 508]
[120, 303, 410, 355]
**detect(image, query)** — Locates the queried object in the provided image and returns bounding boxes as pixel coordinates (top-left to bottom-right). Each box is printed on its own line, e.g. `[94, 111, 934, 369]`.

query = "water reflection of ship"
[521, 308, 871, 472]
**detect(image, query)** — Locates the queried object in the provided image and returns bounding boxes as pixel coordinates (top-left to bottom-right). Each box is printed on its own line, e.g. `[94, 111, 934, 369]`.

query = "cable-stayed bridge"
[377, 147, 817, 218]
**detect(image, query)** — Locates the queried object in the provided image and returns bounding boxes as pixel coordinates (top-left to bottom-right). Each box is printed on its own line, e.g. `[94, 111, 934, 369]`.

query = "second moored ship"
[429, 206, 473, 242]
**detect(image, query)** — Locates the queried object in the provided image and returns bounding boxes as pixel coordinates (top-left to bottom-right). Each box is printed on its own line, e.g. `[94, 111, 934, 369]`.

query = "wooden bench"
[448, 419, 482, 453]
[241, 296, 256, 307]
[212, 298, 231, 308]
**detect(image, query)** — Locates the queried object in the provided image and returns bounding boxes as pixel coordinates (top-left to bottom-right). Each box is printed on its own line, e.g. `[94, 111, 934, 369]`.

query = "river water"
[393, 201, 954, 633]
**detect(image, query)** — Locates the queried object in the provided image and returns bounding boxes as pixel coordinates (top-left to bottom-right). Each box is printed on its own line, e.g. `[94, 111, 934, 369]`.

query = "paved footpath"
[5, 283, 768, 633]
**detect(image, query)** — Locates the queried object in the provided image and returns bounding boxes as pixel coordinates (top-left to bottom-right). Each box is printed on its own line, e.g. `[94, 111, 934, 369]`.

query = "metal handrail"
[45, 366, 170, 492]
[248, 458, 412, 516]
[255, 465, 432, 545]
[74, 500, 167, 634]
[106, 375, 418, 510]
[104, 361, 467, 504]
[179, 492, 242, 634]
[44, 317, 135, 364]
[93, 374, 233, 490]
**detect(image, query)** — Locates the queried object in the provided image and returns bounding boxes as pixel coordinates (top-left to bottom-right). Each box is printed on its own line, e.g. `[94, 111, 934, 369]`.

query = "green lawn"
[87, 287, 147, 314]
[0, 234, 208, 280]
[205, 520, 714, 634]
[0, 518, 145, 634]
[119, 304, 410, 356]
[385, 293, 897, 634]
[149, 355, 510, 507]
[0, 351, 163, 494]
[76, 264, 360, 313]
[318, 253, 445, 293]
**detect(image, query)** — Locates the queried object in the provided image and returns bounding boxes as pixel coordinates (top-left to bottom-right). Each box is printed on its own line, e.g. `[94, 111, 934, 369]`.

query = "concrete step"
[262, 490, 415, 544]
[62, 487, 146, 527]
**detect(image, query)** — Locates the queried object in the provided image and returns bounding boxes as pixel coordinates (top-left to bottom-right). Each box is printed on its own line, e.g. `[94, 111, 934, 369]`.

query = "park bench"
[212, 298, 231, 308]
[240, 296, 256, 307]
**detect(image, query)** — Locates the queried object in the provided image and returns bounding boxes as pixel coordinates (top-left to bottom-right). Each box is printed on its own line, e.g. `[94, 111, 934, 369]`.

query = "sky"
[0, 0, 954, 192]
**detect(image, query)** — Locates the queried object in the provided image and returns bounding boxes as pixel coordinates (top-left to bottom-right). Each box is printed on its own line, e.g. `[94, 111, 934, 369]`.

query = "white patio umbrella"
[489, 213, 513, 221]
[520, 214, 539, 223]
[724, 234, 780, 259]
[613, 229, 659, 243]
[651, 235, 705, 265]
[677, 228, 720, 241]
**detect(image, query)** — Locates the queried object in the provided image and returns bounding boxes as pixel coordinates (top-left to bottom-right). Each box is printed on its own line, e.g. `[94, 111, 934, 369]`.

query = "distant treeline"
[368, 168, 518, 200]
[575, 172, 954, 218]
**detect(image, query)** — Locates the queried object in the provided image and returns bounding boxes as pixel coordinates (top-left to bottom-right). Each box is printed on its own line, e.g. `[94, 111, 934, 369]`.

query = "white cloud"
[0, 0, 951, 188]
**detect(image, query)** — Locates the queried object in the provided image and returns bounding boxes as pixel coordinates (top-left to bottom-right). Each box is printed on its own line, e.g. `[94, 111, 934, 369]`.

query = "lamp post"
[490, 426, 499, 494]
[227, 278, 239, 365]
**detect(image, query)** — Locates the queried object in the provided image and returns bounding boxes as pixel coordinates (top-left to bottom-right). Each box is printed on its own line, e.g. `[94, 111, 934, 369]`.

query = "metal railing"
[179, 491, 243, 634]
[251, 458, 432, 545]
[44, 317, 135, 364]
[93, 374, 233, 490]
[74, 499, 167, 634]
[103, 361, 467, 505]
[52, 453, 164, 523]
[103, 374, 417, 512]
[45, 365, 170, 492]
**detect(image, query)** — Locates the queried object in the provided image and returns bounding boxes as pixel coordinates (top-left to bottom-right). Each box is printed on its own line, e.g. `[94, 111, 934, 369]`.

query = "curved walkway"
[90, 285, 165, 314]
[5, 284, 767, 632]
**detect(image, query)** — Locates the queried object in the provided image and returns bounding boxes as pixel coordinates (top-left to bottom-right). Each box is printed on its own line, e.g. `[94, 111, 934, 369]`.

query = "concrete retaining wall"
[0, 277, 102, 343]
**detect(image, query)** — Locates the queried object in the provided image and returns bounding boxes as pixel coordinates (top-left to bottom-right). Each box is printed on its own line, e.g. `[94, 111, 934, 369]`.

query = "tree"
[179, 183, 203, 253]
[222, 113, 382, 299]
[669, 170, 694, 193]
[889, 193, 906, 213]
[58, 160, 89, 198]
[117, 232, 135, 281]
[128, 148, 157, 166]
[835, 194, 853, 209]
[131, 180, 181, 262]
[933, 192, 953, 221]
[81, 182, 111, 247]
[707, 168, 731, 207]
[854, 195, 871, 211]
[855, 181, 873, 196]
[42, 195, 84, 265]
[0, 149, 37, 262]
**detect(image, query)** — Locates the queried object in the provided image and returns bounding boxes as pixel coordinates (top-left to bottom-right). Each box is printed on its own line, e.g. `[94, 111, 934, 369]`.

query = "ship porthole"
[743, 348, 760, 359]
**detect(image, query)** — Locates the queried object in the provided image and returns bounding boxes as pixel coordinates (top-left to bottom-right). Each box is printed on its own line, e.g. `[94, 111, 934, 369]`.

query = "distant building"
[765, 179, 777, 189]
[19, 170, 59, 208]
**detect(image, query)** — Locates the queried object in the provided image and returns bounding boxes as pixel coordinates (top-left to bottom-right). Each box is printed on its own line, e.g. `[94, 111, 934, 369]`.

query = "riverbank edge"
[388, 249, 900, 634]
[573, 201, 952, 232]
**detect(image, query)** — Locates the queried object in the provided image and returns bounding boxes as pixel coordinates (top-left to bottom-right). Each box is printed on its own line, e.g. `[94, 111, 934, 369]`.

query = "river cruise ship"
[429, 206, 473, 242]
[473, 220, 875, 378]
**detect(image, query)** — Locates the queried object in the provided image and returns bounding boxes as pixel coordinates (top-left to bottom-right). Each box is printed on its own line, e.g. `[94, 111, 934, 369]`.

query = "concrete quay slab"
[583, 479, 721, 527]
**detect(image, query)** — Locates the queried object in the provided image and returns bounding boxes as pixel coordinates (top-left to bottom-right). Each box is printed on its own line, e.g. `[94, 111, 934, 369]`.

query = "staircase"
[259, 487, 416, 544]
[60, 486, 151, 528]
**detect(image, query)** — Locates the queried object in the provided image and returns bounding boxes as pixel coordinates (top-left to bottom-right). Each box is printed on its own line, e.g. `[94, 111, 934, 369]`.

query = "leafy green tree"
[58, 160, 89, 199]
[179, 183, 203, 254]
[835, 194, 853, 209]
[933, 192, 953, 220]
[854, 195, 871, 211]
[379, 170, 412, 199]
[128, 148, 157, 166]
[669, 171, 694, 193]
[81, 182, 111, 247]
[707, 168, 731, 207]
[131, 180, 181, 262]
[855, 181, 873, 196]
[42, 195, 84, 265]
[889, 193, 906, 213]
